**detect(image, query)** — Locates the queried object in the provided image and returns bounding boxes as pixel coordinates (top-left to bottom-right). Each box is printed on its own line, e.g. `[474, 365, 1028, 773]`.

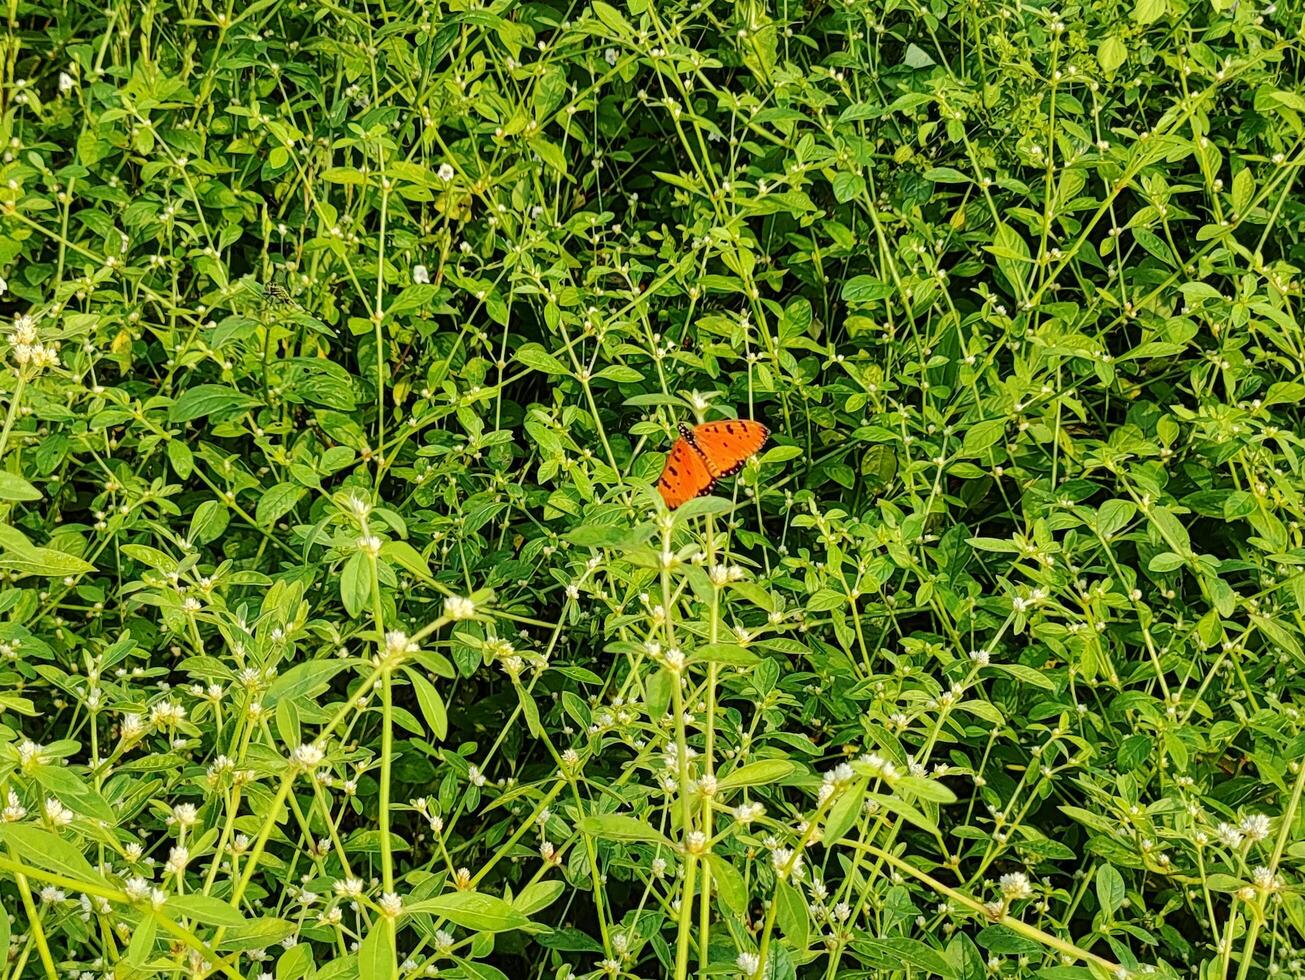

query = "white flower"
[437, 163, 455, 182]
[3, 790, 27, 822]
[1240, 814, 1271, 841]
[150, 700, 186, 727]
[164, 846, 189, 876]
[604, 48, 618, 66]
[44, 798, 74, 826]
[125, 877, 151, 902]
[412, 264, 429, 284]
[433, 929, 454, 953]
[1252, 866, 1281, 891]
[10, 314, 37, 346]
[58, 71, 75, 93]
[734, 802, 765, 824]
[334, 877, 364, 897]
[1216, 822, 1244, 847]
[999, 872, 1033, 900]
[736, 951, 760, 975]
[468, 765, 486, 787]
[378, 892, 403, 918]
[171, 803, 198, 828]
[444, 595, 476, 620]
[772, 847, 803, 880]
[39, 885, 65, 903]
[292, 743, 324, 769]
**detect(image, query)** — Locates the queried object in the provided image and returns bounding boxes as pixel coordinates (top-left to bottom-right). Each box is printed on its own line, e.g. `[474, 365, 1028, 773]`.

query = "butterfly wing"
[657, 437, 714, 509]
[692, 420, 769, 478]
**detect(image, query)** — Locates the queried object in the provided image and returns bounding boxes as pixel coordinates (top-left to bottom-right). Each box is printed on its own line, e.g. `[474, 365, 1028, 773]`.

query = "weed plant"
[1, 1, 1304, 980]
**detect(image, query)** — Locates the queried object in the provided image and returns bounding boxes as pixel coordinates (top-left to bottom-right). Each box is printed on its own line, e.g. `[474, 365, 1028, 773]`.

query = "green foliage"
[0, 0, 1303, 979]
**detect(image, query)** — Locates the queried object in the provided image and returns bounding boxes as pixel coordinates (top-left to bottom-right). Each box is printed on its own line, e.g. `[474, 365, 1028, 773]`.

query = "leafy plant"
[1, 1, 1303, 979]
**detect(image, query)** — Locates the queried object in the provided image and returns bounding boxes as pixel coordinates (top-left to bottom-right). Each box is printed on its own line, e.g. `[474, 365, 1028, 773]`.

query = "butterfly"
[657, 419, 769, 509]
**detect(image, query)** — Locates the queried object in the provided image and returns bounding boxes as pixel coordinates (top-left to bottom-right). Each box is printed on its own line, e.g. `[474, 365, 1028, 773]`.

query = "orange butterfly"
[657, 419, 769, 509]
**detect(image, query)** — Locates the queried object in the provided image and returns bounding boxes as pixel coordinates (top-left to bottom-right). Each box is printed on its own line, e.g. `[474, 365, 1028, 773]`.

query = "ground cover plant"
[1, 0, 1304, 978]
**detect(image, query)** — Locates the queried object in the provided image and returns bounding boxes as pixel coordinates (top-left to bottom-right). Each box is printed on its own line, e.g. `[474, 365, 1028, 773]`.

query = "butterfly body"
[657, 419, 769, 508]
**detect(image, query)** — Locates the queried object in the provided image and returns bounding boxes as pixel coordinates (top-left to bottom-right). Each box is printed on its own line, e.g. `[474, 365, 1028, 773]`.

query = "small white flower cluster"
[858, 752, 899, 783]
[708, 564, 747, 586]
[2, 789, 27, 821]
[169, 803, 198, 829]
[383, 630, 419, 663]
[125, 876, 168, 909]
[999, 871, 1033, 900]
[292, 742, 325, 770]
[17, 738, 42, 770]
[1240, 813, 1271, 842]
[444, 595, 476, 620]
[8, 314, 59, 371]
[817, 762, 855, 805]
[44, 798, 74, 826]
[149, 699, 186, 728]
[734, 801, 765, 824]
[771, 845, 804, 881]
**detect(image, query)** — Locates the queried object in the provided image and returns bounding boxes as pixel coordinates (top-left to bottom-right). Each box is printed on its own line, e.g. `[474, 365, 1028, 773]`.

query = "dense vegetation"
[2, 1, 1304, 979]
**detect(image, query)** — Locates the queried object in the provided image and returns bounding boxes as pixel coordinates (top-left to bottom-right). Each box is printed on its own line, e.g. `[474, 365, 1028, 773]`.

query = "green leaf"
[1133, 0, 1166, 23]
[0, 471, 41, 501]
[865, 792, 940, 835]
[991, 663, 1056, 691]
[774, 879, 809, 948]
[169, 384, 260, 422]
[1148, 552, 1185, 572]
[895, 776, 957, 804]
[988, 222, 1031, 296]
[189, 499, 230, 545]
[1097, 35, 1127, 73]
[406, 671, 448, 740]
[358, 922, 395, 980]
[576, 814, 672, 845]
[276, 942, 315, 980]
[513, 880, 565, 916]
[340, 552, 370, 617]
[1096, 863, 1125, 919]
[692, 642, 759, 666]
[590, 0, 633, 36]
[706, 854, 748, 916]
[168, 893, 248, 927]
[856, 938, 958, 977]
[515, 344, 570, 376]
[823, 779, 867, 843]
[841, 276, 893, 303]
[405, 892, 533, 933]
[265, 660, 348, 706]
[961, 419, 1006, 457]
[256, 483, 306, 527]
[0, 824, 102, 884]
[975, 925, 1042, 955]
[216, 917, 297, 951]
[127, 913, 157, 966]
[717, 759, 797, 791]
[382, 540, 431, 580]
